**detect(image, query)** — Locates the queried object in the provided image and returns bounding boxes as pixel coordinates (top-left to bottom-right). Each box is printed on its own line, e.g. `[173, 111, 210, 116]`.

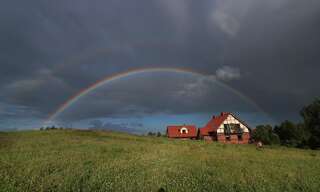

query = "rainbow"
[45, 67, 269, 124]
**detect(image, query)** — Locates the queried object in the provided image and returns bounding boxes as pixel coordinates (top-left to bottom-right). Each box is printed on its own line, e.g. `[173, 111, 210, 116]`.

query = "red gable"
[200, 112, 230, 136]
[199, 112, 251, 136]
[167, 125, 197, 138]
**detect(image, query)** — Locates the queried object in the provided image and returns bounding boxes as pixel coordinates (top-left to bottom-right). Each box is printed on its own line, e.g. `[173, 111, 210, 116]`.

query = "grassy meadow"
[0, 130, 320, 192]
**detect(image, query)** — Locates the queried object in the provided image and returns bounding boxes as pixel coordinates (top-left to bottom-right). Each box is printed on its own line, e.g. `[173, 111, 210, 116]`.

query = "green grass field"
[0, 130, 320, 192]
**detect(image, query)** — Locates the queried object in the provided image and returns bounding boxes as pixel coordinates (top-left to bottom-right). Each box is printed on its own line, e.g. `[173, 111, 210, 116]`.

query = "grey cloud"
[215, 66, 240, 81]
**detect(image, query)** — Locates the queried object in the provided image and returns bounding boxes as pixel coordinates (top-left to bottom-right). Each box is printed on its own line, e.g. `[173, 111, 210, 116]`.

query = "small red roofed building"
[166, 125, 198, 139]
[199, 112, 251, 144]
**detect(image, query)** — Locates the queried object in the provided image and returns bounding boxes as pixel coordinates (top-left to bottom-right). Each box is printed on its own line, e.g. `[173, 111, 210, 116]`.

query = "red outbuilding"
[166, 125, 198, 139]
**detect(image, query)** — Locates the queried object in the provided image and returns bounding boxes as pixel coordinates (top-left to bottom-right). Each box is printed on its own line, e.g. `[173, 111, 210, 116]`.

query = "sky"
[1, 0, 320, 133]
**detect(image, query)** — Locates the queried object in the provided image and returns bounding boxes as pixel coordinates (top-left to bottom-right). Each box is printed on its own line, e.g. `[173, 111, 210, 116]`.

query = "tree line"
[146, 132, 163, 137]
[252, 98, 320, 149]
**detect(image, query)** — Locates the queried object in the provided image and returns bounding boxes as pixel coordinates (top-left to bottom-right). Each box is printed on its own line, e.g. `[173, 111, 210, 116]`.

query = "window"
[237, 126, 243, 138]
[224, 124, 231, 136]
[224, 124, 241, 133]
[235, 124, 243, 140]
[230, 124, 240, 133]
[180, 127, 188, 134]
[224, 124, 231, 140]
[224, 124, 242, 140]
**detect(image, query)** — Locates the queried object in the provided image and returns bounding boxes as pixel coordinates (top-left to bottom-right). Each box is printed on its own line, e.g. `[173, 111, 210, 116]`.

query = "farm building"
[166, 112, 251, 144]
[199, 112, 250, 144]
[166, 125, 198, 139]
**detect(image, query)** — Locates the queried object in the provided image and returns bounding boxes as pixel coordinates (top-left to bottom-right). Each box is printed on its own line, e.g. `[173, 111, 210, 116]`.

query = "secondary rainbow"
[46, 67, 269, 123]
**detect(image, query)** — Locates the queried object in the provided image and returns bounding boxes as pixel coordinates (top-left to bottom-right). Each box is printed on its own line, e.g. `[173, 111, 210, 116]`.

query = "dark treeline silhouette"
[147, 132, 164, 137]
[252, 98, 320, 149]
[40, 126, 70, 131]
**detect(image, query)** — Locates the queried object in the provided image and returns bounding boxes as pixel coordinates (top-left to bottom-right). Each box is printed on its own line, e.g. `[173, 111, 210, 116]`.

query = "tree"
[157, 132, 162, 137]
[296, 123, 311, 148]
[252, 125, 280, 145]
[301, 98, 320, 149]
[274, 120, 309, 147]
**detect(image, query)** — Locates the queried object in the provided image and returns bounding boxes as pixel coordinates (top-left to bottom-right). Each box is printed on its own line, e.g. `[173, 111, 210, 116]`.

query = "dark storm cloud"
[0, 0, 223, 118]
[219, 0, 320, 120]
[56, 73, 259, 122]
[1, 0, 320, 127]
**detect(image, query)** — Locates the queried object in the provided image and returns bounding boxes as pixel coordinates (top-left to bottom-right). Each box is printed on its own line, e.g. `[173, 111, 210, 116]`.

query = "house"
[199, 112, 250, 144]
[166, 125, 198, 139]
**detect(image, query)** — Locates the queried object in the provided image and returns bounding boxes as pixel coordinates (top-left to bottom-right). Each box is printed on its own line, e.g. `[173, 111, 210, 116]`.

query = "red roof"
[200, 112, 230, 136]
[167, 125, 197, 138]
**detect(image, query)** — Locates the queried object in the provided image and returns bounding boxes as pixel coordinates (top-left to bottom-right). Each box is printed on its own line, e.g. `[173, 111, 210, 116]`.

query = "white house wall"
[217, 114, 249, 133]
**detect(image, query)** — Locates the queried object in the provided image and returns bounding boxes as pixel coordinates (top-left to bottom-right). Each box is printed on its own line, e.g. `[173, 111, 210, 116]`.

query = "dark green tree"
[274, 120, 310, 147]
[300, 98, 320, 149]
[252, 125, 280, 145]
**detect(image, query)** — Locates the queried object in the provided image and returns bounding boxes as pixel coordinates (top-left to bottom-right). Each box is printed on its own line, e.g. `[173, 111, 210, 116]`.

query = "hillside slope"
[0, 130, 320, 192]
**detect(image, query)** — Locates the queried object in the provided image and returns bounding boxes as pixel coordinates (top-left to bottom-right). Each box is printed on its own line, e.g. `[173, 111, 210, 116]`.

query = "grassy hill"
[0, 130, 320, 192]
